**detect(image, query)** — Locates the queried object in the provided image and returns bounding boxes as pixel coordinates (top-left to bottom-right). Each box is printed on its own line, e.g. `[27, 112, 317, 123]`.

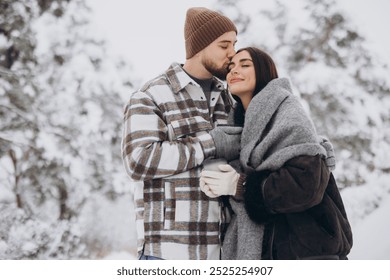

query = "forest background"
[1, 0, 389, 259]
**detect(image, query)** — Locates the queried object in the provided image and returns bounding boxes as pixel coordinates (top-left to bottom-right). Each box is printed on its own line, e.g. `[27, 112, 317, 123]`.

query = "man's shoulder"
[130, 77, 175, 105]
[139, 72, 170, 92]
[138, 63, 190, 95]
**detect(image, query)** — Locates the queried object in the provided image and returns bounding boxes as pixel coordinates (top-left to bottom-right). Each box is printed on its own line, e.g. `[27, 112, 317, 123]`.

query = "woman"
[200, 47, 353, 260]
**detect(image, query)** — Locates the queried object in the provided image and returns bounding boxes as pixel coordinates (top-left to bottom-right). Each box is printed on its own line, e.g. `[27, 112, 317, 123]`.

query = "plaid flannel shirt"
[121, 63, 234, 260]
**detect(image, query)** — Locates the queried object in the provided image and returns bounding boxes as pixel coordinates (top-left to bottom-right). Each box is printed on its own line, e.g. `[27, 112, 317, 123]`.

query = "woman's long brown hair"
[231, 47, 279, 126]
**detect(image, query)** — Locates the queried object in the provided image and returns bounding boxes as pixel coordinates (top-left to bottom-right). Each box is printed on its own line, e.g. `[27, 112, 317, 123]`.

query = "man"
[121, 7, 241, 260]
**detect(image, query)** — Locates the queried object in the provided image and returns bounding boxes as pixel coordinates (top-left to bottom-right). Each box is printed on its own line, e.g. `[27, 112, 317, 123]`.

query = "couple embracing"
[121, 7, 352, 260]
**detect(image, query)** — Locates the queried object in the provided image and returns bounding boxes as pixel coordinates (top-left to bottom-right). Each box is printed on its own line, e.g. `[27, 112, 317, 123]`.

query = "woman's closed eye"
[227, 63, 251, 73]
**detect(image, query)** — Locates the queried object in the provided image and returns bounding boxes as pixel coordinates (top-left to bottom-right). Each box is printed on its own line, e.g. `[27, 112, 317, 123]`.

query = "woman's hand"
[200, 164, 240, 197]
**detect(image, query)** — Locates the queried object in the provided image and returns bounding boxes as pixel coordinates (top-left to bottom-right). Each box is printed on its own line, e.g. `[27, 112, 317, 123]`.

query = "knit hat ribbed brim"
[184, 7, 237, 59]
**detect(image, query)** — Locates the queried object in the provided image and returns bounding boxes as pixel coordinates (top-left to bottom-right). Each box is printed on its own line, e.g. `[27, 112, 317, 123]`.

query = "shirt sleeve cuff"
[196, 131, 217, 160]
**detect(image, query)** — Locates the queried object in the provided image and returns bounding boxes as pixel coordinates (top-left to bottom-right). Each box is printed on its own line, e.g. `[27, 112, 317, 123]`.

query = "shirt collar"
[165, 62, 225, 94]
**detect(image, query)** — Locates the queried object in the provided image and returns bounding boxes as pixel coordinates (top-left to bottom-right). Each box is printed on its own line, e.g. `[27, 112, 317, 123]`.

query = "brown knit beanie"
[184, 7, 237, 59]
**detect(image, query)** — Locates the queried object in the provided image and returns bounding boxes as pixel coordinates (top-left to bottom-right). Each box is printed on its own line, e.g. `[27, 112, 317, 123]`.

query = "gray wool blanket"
[222, 78, 326, 260]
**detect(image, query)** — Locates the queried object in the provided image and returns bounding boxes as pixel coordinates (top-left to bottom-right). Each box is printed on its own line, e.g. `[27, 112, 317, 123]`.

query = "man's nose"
[227, 46, 236, 59]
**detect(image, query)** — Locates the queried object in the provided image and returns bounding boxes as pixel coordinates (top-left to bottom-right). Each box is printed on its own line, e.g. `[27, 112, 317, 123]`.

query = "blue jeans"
[138, 252, 163, 260]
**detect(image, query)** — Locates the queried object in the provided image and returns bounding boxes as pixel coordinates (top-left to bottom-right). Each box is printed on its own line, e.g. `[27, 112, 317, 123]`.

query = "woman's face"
[226, 50, 256, 100]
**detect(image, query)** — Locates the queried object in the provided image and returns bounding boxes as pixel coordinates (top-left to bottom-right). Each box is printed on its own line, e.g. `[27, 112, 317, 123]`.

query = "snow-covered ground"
[102, 190, 390, 260]
[348, 193, 390, 260]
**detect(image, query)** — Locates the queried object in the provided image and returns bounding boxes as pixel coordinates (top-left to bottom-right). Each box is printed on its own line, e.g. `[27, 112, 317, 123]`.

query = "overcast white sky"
[88, 0, 390, 83]
[88, 0, 215, 80]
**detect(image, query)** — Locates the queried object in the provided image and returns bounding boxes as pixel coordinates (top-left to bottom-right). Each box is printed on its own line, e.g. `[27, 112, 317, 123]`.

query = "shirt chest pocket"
[167, 116, 212, 141]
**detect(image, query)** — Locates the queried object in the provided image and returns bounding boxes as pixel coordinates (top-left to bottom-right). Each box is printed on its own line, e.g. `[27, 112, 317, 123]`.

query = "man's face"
[200, 31, 237, 80]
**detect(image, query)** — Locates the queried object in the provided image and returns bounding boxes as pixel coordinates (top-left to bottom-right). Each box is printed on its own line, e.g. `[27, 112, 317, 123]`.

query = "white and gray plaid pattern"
[122, 63, 234, 259]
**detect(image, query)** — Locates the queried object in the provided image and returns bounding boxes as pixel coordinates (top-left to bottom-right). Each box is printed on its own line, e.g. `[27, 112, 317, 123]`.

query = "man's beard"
[203, 58, 228, 80]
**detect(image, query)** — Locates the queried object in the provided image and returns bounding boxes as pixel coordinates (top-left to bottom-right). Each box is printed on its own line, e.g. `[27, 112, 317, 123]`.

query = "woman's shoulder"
[266, 77, 293, 94]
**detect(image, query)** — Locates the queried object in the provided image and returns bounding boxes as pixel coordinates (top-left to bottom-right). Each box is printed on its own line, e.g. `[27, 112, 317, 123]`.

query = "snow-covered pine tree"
[284, 0, 390, 189]
[0, 0, 135, 259]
